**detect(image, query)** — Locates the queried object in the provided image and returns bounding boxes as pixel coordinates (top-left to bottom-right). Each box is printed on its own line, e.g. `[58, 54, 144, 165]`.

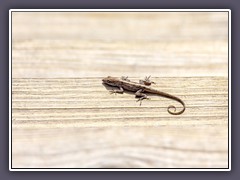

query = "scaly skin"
[102, 76, 185, 115]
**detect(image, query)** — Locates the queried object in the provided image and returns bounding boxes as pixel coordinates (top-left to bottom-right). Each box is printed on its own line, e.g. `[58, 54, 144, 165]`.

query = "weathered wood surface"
[12, 12, 228, 78]
[11, 12, 229, 168]
[12, 77, 228, 168]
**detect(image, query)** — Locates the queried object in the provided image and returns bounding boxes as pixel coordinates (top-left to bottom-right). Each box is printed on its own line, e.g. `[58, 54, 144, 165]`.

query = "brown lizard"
[102, 76, 185, 115]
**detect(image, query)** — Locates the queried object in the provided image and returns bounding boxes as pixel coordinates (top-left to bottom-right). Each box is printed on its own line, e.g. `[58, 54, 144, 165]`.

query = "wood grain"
[12, 77, 228, 168]
[12, 12, 228, 78]
[11, 12, 229, 169]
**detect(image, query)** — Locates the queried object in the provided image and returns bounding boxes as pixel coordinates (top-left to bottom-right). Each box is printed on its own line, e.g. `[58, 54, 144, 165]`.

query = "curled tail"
[152, 90, 185, 115]
[167, 97, 185, 115]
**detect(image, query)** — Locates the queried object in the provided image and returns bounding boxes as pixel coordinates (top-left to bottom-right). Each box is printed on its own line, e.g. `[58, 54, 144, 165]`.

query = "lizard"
[102, 76, 185, 115]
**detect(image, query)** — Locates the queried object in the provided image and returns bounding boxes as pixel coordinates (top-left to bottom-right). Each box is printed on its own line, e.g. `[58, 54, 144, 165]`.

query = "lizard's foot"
[135, 89, 149, 106]
[136, 97, 150, 106]
[109, 89, 117, 95]
[139, 75, 155, 86]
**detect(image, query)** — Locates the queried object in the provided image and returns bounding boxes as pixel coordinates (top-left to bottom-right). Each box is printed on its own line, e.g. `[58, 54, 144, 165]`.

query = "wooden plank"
[12, 77, 228, 168]
[12, 40, 228, 78]
[12, 126, 228, 168]
[12, 12, 228, 78]
[11, 12, 229, 169]
[12, 12, 228, 41]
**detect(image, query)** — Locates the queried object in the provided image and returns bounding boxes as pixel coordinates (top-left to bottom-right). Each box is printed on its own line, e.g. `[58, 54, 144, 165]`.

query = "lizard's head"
[102, 76, 118, 86]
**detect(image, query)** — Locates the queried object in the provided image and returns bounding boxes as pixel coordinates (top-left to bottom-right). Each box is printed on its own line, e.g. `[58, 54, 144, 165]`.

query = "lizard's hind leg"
[139, 75, 155, 86]
[135, 89, 150, 106]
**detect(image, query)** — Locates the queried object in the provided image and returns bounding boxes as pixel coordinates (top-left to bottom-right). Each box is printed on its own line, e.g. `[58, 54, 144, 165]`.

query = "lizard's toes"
[136, 99, 143, 106]
[109, 90, 115, 94]
[110, 89, 118, 95]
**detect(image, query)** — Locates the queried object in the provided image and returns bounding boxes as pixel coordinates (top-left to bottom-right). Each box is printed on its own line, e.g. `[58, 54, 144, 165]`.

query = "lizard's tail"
[167, 97, 185, 115]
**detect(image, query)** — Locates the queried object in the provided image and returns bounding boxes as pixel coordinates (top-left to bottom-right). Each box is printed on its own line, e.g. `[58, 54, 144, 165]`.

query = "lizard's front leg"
[139, 75, 155, 86]
[135, 89, 150, 105]
[109, 86, 124, 95]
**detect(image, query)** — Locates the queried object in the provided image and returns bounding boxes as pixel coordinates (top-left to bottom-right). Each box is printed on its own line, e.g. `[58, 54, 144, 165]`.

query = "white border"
[228, 9, 231, 171]
[9, 9, 231, 171]
[9, 9, 230, 11]
[9, 9, 12, 171]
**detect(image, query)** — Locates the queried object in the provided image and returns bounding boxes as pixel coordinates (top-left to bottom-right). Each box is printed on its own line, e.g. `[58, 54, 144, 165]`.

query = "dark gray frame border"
[0, 0, 238, 179]
[9, 9, 230, 171]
